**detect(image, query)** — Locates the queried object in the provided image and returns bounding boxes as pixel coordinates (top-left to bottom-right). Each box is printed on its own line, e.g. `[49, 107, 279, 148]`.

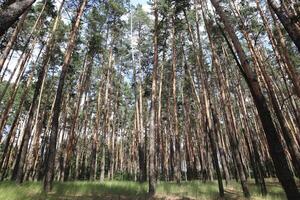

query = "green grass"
[226, 180, 286, 200]
[0, 180, 287, 200]
[156, 181, 219, 199]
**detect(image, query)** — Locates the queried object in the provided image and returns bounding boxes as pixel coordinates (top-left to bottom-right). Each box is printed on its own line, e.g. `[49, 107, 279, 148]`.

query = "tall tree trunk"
[211, 0, 300, 198]
[0, 37, 37, 140]
[63, 53, 90, 181]
[13, 0, 64, 184]
[231, 1, 300, 178]
[0, 0, 45, 103]
[255, 0, 300, 98]
[148, 0, 158, 195]
[171, 17, 181, 184]
[12, 44, 44, 183]
[43, 0, 87, 192]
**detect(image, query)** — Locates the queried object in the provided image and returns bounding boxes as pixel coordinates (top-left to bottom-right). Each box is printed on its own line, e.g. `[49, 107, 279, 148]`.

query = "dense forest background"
[0, 0, 299, 199]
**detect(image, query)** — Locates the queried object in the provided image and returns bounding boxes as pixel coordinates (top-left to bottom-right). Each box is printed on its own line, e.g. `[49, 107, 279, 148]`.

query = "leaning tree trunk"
[267, 0, 300, 52]
[43, 0, 87, 192]
[232, 1, 300, 178]
[210, 0, 300, 199]
[0, 0, 36, 36]
[13, 0, 63, 184]
[13, 44, 44, 183]
[16, 0, 64, 160]
[255, 0, 300, 98]
[0, 10, 27, 72]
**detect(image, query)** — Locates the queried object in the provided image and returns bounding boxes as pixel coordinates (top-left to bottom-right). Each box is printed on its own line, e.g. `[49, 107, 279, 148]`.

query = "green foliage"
[0, 81, 34, 125]
[86, 6, 105, 53]
[132, 4, 151, 31]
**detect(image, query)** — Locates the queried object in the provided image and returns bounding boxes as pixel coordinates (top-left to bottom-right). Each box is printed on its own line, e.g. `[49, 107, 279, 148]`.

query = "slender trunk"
[0, 39, 36, 140]
[43, 0, 87, 192]
[255, 0, 300, 98]
[268, 0, 300, 52]
[0, 11, 27, 72]
[64, 53, 90, 181]
[232, 1, 300, 178]
[13, 44, 44, 183]
[149, 0, 158, 195]
[171, 17, 181, 184]
[211, 1, 300, 198]
[0, 49, 14, 82]
[17, 2, 65, 178]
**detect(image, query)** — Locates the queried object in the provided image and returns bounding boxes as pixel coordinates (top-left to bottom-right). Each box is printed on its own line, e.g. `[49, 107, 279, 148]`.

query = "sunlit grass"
[0, 181, 42, 200]
[227, 180, 286, 200]
[0, 179, 287, 200]
[53, 180, 148, 197]
[156, 181, 218, 199]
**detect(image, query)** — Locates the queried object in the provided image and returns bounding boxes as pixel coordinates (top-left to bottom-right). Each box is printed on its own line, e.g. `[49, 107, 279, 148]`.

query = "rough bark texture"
[0, 0, 36, 36]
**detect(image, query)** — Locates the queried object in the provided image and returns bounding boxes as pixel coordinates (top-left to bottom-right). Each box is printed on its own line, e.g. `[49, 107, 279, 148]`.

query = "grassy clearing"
[0, 180, 286, 200]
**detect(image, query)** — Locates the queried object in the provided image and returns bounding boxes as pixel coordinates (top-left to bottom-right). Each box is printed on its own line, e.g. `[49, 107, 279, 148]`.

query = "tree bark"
[211, 0, 300, 198]
[0, 10, 27, 72]
[148, 0, 158, 195]
[43, 0, 87, 192]
[0, 0, 36, 36]
[268, 0, 300, 52]
[171, 17, 181, 184]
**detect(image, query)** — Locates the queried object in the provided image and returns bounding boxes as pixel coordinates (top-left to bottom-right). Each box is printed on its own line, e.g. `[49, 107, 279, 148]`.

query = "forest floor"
[0, 179, 286, 200]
